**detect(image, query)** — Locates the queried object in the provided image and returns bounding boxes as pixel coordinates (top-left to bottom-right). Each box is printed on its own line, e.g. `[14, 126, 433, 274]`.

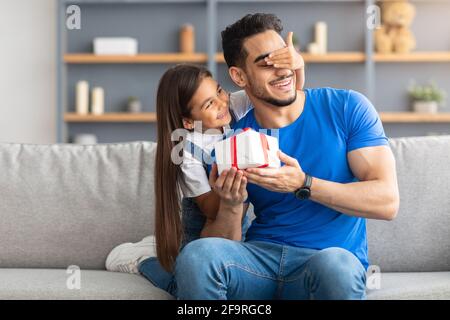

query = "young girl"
[106, 39, 305, 292]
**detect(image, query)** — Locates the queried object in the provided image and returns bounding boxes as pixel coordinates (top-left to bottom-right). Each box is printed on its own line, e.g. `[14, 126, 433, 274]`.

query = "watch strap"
[304, 174, 312, 189]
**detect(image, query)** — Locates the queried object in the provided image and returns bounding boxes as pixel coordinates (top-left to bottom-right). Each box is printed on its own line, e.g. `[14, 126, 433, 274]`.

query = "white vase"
[413, 101, 438, 114]
[127, 100, 142, 113]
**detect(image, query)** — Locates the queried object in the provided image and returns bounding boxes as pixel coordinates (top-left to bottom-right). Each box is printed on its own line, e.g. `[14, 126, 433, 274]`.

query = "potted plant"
[408, 81, 446, 113]
[127, 96, 142, 113]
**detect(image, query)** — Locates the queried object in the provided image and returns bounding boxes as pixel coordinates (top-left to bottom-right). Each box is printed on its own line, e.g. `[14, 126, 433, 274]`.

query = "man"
[174, 13, 399, 300]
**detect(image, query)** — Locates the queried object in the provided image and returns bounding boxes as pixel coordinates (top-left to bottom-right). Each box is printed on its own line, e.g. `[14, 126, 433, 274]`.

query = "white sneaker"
[105, 235, 156, 274]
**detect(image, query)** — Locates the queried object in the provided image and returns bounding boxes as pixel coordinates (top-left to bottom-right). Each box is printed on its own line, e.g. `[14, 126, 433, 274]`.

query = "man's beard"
[249, 76, 297, 107]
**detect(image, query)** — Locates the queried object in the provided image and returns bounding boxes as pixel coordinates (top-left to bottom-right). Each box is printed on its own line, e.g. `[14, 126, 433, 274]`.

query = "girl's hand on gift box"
[264, 31, 304, 71]
[209, 164, 248, 207]
[244, 150, 306, 193]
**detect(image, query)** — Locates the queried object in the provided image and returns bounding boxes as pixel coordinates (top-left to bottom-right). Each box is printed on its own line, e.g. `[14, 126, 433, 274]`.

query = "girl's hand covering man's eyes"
[264, 31, 305, 71]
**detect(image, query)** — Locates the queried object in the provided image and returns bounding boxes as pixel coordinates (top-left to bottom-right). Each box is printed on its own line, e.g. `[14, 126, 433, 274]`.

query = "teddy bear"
[375, 0, 416, 54]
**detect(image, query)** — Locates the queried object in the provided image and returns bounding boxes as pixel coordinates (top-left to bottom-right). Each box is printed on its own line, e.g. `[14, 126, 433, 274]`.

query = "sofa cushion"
[366, 272, 450, 300]
[0, 142, 156, 270]
[367, 135, 450, 272]
[0, 269, 172, 300]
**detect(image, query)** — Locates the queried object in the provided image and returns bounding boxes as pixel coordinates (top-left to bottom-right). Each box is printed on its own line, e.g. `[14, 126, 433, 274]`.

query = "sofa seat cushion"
[0, 269, 173, 300]
[366, 272, 450, 300]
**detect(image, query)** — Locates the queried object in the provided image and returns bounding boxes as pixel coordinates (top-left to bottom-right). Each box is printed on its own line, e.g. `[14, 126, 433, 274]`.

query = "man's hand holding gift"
[244, 150, 306, 193]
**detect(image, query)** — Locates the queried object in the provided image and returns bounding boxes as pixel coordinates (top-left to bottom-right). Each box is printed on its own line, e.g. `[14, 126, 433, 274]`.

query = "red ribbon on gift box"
[230, 128, 269, 170]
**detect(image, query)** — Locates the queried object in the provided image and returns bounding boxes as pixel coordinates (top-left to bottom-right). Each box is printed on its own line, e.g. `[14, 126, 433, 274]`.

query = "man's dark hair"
[221, 13, 283, 68]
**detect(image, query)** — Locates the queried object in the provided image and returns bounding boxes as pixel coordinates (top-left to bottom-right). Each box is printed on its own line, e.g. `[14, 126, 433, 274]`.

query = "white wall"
[0, 0, 56, 144]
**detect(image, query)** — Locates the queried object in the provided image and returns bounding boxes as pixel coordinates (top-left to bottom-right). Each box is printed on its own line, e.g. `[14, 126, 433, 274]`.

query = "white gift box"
[214, 128, 281, 175]
[93, 37, 138, 55]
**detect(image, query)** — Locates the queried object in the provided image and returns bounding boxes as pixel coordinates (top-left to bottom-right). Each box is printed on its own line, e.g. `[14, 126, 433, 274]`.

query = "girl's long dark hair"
[155, 64, 212, 272]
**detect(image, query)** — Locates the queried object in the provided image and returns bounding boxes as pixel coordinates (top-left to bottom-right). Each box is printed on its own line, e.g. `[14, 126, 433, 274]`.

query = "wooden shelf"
[64, 112, 157, 122]
[379, 112, 450, 123]
[64, 53, 208, 64]
[64, 52, 450, 64]
[64, 112, 450, 123]
[66, 52, 366, 64]
[216, 52, 366, 63]
[374, 52, 450, 62]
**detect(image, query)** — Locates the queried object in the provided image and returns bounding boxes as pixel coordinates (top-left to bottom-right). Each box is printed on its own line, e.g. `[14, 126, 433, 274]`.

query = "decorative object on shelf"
[127, 96, 142, 113]
[179, 24, 195, 53]
[73, 133, 98, 145]
[408, 81, 446, 114]
[91, 87, 105, 115]
[307, 43, 320, 55]
[307, 21, 327, 55]
[315, 21, 327, 54]
[75, 80, 89, 115]
[93, 37, 138, 55]
[375, 1, 416, 54]
[413, 101, 438, 114]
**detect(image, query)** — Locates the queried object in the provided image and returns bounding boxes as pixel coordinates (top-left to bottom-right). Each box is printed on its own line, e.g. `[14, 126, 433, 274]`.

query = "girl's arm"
[195, 190, 250, 223]
[200, 202, 249, 239]
[194, 190, 220, 221]
[181, 140, 220, 220]
[295, 66, 305, 91]
[199, 166, 249, 240]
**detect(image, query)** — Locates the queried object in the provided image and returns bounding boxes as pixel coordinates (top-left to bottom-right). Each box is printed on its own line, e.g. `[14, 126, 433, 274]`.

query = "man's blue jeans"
[174, 238, 367, 300]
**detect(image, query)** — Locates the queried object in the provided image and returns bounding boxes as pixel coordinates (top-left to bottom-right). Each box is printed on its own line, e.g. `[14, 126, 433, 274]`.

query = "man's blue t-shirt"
[233, 87, 389, 269]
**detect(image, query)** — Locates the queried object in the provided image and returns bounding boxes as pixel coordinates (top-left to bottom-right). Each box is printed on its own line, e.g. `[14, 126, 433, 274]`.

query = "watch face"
[295, 188, 310, 200]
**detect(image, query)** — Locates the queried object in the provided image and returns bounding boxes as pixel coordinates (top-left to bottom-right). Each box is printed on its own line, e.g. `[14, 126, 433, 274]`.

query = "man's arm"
[309, 146, 399, 220]
[244, 147, 399, 221]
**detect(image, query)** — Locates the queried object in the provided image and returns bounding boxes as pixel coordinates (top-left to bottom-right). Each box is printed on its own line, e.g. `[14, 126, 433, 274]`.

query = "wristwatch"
[294, 174, 313, 200]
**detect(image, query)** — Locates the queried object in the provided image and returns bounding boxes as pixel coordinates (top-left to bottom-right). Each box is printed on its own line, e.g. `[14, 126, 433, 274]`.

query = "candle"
[315, 21, 327, 54]
[75, 81, 89, 114]
[91, 87, 105, 115]
[307, 42, 320, 55]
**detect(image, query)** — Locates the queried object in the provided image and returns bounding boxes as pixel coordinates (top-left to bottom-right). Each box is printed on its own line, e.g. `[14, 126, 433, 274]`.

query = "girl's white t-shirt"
[180, 90, 252, 198]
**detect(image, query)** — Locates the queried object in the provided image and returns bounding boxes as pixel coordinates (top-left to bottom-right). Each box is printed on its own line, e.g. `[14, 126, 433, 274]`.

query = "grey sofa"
[0, 136, 448, 299]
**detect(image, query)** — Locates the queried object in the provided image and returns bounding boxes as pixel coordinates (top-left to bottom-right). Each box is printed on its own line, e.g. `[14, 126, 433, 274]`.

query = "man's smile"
[270, 76, 294, 92]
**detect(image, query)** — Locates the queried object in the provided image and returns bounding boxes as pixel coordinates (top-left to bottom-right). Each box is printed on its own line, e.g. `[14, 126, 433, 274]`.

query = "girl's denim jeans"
[138, 197, 250, 296]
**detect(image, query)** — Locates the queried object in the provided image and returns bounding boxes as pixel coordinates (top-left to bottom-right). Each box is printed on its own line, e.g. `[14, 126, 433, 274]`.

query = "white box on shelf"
[214, 128, 281, 175]
[93, 37, 138, 55]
